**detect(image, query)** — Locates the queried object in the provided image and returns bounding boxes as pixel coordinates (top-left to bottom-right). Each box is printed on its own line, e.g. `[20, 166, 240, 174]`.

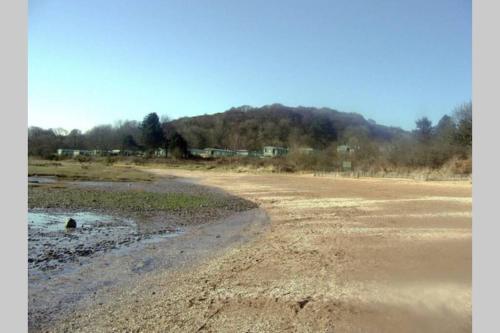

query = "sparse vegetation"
[28, 159, 155, 182]
[28, 186, 221, 212]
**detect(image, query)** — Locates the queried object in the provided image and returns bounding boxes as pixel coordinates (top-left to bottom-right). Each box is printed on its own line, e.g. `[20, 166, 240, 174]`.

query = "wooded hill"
[166, 104, 407, 150]
[28, 102, 471, 174]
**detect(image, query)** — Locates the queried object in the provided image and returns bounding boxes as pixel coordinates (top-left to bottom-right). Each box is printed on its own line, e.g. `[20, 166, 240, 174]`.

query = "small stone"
[66, 218, 77, 229]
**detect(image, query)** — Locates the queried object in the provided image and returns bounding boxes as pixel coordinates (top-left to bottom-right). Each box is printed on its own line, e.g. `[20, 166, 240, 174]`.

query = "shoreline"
[28, 176, 268, 332]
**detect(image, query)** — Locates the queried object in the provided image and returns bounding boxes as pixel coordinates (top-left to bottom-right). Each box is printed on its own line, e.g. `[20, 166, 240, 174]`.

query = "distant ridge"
[166, 104, 407, 150]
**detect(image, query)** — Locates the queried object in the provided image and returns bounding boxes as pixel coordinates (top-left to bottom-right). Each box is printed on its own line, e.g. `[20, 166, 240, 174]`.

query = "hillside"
[166, 104, 407, 150]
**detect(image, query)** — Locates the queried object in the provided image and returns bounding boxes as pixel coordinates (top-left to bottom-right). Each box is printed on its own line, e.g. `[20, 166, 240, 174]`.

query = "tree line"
[28, 102, 472, 172]
[28, 113, 188, 158]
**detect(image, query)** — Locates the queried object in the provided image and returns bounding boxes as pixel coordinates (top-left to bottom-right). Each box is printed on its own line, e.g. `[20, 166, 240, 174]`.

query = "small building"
[89, 149, 104, 156]
[235, 150, 249, 157]
[248, 150, 263, 158]
[203, 148, 236, 158]
[263, 146, 288, 157]
[56, 148, 74, 157]
[73, 150, 91, 157]
[188, 148, 205, 157]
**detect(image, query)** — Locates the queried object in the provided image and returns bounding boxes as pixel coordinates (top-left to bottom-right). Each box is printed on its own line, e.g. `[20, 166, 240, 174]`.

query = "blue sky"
[28, 0, 471, 131]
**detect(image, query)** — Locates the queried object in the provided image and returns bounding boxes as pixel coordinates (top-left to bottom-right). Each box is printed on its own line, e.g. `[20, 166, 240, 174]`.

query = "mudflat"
[28, 176, 262, 332]
[49, 170, 471, 333]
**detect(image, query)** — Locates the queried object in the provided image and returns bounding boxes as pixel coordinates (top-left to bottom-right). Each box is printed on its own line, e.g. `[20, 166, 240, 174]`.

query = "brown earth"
[52, 170, 471, 333]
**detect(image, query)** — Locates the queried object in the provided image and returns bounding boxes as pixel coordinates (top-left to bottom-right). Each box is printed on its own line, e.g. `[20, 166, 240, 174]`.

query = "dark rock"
[297, 298, 311, 309]
[66, 218, 77, 229]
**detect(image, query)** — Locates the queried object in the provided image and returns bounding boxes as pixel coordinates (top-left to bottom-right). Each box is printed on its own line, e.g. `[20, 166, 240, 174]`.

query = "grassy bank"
[28, 185, 247, 212]
[28, 159, 155, 182]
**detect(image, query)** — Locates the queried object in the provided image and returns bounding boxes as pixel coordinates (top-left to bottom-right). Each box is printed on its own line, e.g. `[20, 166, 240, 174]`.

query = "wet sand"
[43, 170, 472, 332]
[28, 177, 268, 332]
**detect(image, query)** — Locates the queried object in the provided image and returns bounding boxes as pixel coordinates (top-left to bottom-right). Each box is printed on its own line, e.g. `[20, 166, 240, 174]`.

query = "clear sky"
[28, 0, 471, 131]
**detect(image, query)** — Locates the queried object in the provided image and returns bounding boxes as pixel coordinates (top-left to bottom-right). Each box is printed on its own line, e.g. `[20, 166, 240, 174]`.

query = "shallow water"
[28, 210, 182, 275]
[28, 176, 57, 184]
[28, 211, 135, 232]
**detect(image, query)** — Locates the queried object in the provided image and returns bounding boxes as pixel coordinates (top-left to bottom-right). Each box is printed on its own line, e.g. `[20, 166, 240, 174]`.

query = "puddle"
[28, 176, 57, 184]
[28, 210, 182, 274]
[28, 211, 136, 232]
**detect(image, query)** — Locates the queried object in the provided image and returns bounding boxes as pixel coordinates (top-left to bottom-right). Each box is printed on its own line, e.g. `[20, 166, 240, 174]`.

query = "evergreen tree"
[141, 113, 165, 150]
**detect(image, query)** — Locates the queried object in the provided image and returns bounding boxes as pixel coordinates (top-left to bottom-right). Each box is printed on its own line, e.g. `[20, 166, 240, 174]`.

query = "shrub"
[74, 155, 92, 163]
[105, 156, 119, 165]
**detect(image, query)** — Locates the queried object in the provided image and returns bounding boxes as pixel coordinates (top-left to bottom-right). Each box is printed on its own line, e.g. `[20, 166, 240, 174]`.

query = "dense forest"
[28, 103, 472, 173]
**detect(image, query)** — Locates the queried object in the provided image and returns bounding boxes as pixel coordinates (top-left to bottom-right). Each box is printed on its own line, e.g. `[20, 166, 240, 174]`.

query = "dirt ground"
[52, 170, 471, 333]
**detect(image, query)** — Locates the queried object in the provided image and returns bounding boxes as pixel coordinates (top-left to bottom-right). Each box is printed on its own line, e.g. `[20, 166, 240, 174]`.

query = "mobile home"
[203, 148, 236, 158]
[263, 146, 288, 157]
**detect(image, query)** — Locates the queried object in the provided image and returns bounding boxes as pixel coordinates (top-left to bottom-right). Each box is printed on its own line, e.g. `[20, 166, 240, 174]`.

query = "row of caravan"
[57, 145, 355, 159]
[189, 146, 290, 158]
[56, 149, 143, 157]
[56, 146, 292, 158]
